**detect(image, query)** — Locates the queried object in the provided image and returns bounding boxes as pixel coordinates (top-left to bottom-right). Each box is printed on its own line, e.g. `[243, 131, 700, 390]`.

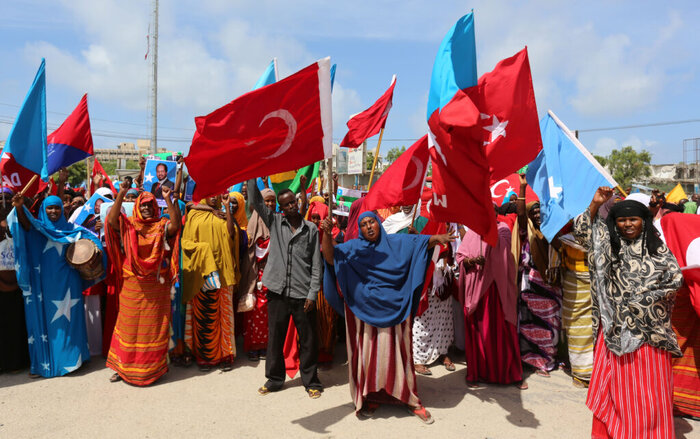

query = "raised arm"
[161, 185, 181, 237]
[321, 217, 336, 265]
[108, 180, 130, 232]
[56, 167, 68, 200]
[588, 186, 613, 221]
[174, 156, 184, 198]
[299, 174, 308, 218]
[515, 173, 528, 232]
[11, 194, 31, 231]
[135, 156, 146, 190]
[222, 193, 238, 239]
[428, 231, 456, 249]
[247, 178, 274, 228]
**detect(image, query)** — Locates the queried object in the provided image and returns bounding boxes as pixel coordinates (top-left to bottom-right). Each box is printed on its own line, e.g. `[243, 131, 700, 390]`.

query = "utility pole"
[150, 0, 158, 154]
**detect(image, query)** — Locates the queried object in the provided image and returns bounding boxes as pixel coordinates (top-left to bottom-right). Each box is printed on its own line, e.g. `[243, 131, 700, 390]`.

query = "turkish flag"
[91, 157, 116, 195]
[340, 75, 396, 148]
[461, 47, 542, 182]
[490, 173, 538, 205]
[185, 58, 333, 200]
[661, 212, 700, 317]
[362, 135, 428, 211]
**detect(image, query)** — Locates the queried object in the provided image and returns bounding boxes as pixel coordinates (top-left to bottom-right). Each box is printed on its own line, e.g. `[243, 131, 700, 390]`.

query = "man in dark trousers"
[247, 178, 323, 399]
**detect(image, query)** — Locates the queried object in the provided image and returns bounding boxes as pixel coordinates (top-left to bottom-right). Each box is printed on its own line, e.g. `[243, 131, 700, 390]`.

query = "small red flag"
[91, 157, 116, 195]
[185, 58, 333, 200]
[363, 135, 429, 211]
[661, 213, 700, 318]
[340, 75, 396, 148]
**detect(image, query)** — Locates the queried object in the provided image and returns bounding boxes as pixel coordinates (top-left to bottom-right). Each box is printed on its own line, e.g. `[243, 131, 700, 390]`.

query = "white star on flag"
[63, 355, 82, 373]
[26, 297, 32, 305]
[83, 203, 93, 213]
[23, 287, 32, 296]
[44, 240, 64, 255]
[482, 114, 509, 144]
[41, 362, 50, 371]
[41, 334, 48, 342]
[50, 289, 80, 323]
[548, 176, 563, 199]
[144, 173, 155, 183]
[28, 335, 35, 344]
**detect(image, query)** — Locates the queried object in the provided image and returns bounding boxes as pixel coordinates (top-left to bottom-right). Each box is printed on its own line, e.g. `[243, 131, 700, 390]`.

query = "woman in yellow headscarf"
[181, 193, 241, 371]
[230, 191, 248, 230]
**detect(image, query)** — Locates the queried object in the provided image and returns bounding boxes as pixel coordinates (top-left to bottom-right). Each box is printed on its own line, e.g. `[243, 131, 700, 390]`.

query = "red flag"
[185, 58, 333, 200]
[340, 75, 396, 148]
[362, 135, 428, 211]
[91, 157, 116, 195]
[467, 48, 541, 182]
[490, 173, 538, 205]
[660, 212, 700, 317]
[46, 94, 94, 175]
[0, 149, 47, 196]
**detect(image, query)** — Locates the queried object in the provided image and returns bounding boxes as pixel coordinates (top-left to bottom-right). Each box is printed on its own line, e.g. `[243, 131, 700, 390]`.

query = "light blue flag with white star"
[71, 192, 112, 227]
[526, 110, 617, 241]
[8, 200, 104, 377]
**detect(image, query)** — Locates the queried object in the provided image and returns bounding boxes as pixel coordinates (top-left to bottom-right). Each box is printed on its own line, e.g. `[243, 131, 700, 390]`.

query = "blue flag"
[253, 58, 278, 89]
[526, 111, 617, 241]
[3, 59, 48, 179]
[71, 192, 112, 227]
[330, 64, 337, 91]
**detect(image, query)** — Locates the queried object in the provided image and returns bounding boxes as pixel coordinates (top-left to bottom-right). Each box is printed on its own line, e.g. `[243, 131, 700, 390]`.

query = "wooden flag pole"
[366, 127, 385, 190]
[86, 157, 92, 197]
[616, 185, 628, 198]
[326, 156, 333, 212]
[19, 175, 39, 197]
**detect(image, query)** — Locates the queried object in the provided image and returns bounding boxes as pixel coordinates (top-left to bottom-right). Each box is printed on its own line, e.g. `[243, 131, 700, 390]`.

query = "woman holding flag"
[321, 212, 454, 424]
[574, 186, 683, 438]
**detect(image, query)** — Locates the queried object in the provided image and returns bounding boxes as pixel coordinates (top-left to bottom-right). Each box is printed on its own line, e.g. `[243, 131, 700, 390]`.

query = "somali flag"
[526, 110, 617, 241]
[7, 202, 105, 377]
[70, 192, 112, 227]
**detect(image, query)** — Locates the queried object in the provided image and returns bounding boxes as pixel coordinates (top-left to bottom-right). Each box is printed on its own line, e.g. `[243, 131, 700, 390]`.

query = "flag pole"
[326, 157, 333, 212]
[367, 128, 385, 190]
[19, 175, 39, 197]
[86, 157, 92, 197]
[616, 185, 628, 197]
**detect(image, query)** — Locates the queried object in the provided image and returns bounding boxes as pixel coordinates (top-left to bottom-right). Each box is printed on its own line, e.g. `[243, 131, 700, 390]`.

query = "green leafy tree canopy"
[601, 146, 651, 189]
[385, 146, 407, 165]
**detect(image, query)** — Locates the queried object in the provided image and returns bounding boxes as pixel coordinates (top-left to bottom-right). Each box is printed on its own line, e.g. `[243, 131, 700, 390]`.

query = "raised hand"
[592, 186, 614, 206]
[321, 217, 333, 235]
[11, 193, 24, 208]
[299, 174, 307, 189]
[120, 180, 131, 192]
[519, 173, 527, 187]
[161, 185, 172, 199]
[221, 192, 230, 205]
[139, 156, 146, 170]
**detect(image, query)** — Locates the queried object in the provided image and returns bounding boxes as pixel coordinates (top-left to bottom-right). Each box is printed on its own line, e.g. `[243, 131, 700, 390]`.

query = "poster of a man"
[144, 159, 177, 206]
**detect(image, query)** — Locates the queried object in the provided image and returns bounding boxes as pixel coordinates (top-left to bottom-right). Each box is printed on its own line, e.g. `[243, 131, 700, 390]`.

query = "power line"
[577, 118, 700, 133]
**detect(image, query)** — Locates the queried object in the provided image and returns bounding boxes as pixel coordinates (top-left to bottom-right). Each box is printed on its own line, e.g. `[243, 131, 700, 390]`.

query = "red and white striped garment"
[587, 332, 674, 439]
[344, 305, 421, 412]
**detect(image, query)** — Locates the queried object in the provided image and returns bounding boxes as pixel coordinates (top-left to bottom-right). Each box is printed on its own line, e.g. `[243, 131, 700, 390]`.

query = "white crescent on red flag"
[362, 135, 428, 211]
[185, 58, 333, 200]
[490, 173, 538, 205]
[661, 212, 700, 317]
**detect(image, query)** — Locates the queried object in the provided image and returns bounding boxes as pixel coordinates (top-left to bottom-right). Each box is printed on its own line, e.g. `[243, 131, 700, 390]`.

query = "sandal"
[465, 380, 482, 388]
[535, 369, 551, 378]
[572, 377, 589, 389]
[357, 402, 379, 418]
[407, 405, 434, 425]
[220, 361, 234, 372]
[443, 358, 456, 372]
[307, 388, 322, 399]
[110, 373, 122, 383]
[258, 385, 271, 396]
[515, 380, 528, 390]
[248, 351, 260, 362]
[414, 364, 432, 376]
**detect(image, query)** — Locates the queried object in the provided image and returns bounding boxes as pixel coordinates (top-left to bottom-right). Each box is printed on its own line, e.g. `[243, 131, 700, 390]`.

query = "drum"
[66, 239, 105, 280]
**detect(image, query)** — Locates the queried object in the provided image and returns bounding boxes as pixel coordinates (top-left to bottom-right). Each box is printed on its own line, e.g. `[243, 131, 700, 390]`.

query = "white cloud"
[594, 137, 617, 156]
[330, 83, 361, 137]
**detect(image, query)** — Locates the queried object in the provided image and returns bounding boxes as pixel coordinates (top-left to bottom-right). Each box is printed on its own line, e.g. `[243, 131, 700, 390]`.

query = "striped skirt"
[185, 285, 235, 366]
[519, 268, 562, 372]
[671, 285, 700, 419]
[345, 305, 421, 412]
[106, 274, 171, 386]
[587, 333, 674, 439]
[561, 269, 594, 381]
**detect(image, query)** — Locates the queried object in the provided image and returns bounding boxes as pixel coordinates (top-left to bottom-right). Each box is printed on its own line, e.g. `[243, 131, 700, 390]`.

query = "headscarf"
[605, 199, 663, 258]
[95, 187, 114, 200]
[260, 188, 275, 200]
[306, 200, 329, 222]
[382, 201, 421, 234]
[229, 191, 248, 230]
[308, 195, 325, 204]
[501, 190, 517, 206]
[344, 197, 365, 242]
[126, 188, 139, 198]
[323, 211, 432, 328]
[38, 196, 74, 234]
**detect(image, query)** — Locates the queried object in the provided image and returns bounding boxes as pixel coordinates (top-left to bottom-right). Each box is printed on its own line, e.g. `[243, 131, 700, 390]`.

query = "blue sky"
[1, 0, 698, 164]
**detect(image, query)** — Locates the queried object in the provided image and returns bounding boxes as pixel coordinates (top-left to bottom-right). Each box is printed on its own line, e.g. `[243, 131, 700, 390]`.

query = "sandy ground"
[1, 343, 698, 439]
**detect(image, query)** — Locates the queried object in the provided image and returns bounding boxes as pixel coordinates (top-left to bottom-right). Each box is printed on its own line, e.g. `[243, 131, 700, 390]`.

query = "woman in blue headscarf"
[9, 194, 105, 378]
[321, 211, 454, 424]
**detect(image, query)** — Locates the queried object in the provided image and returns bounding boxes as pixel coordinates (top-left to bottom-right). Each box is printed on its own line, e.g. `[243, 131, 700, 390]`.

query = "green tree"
[66, 161, 87, 187]
[366, 152, 382, 171]
[594, 155, 608, 167]
[604, 146, 651, 189]
[385, 146, 407, 164]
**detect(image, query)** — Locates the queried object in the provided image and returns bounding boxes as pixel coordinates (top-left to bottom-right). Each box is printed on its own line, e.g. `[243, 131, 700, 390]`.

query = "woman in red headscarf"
[105, 181, 181, 386]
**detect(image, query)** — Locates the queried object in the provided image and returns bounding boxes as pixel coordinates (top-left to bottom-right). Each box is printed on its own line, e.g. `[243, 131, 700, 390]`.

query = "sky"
[1, 0, 699, 164]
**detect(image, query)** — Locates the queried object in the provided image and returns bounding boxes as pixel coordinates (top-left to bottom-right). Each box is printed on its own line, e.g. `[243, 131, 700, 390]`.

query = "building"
[94, 139, 168, 167]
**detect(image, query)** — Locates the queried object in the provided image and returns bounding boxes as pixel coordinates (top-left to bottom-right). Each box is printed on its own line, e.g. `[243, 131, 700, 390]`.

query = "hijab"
[229, 191, 248, 230]
[382, 202, 420, 234]
[323, 211, 432, 328]
[605, 199, 663, 258]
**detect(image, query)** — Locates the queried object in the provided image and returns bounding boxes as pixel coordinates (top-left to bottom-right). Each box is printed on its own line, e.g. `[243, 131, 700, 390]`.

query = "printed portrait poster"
[144, 159, 177, 207]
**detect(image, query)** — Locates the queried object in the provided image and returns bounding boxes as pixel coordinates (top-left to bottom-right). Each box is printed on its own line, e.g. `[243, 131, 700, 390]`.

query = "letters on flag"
[526, 111, 617, 241]
[363, 135, 429, 211]
[1, 59, 48, 196]
[185, 58, 333, 200]
[46, 94, 94, 175]
[340, 75, 396, 148]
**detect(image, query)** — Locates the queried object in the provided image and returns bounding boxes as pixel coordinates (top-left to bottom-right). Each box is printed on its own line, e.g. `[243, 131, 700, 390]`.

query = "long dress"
[241, 211, 271, 353]
[412, 260, 454, 366]
[106, 192, 179, 386]
[671, 285, 700, 419]
[181, 208, 241, 367]
[8, 196, 104, 377]
[574, 206, 683, 438]
[458, 223, 522, 384]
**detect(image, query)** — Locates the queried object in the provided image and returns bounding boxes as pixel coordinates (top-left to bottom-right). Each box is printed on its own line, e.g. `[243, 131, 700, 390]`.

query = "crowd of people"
[0, 157, 699, 436]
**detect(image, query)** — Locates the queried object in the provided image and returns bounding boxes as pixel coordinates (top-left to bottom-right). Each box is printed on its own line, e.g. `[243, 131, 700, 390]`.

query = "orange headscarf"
[229, 191, 248, 230]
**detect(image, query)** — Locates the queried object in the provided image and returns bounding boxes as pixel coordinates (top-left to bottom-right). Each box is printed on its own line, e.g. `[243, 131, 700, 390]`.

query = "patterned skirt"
[107, 274, 171, 386]
[561, 269, 594, 381]
[519, 267, 562, 372]
[412, 291, 453, 365]
[185, 285, 235, 366]
[587, 333, 674, 439]
[345, 305, 421, 412]
[671, 285, 700, 419]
